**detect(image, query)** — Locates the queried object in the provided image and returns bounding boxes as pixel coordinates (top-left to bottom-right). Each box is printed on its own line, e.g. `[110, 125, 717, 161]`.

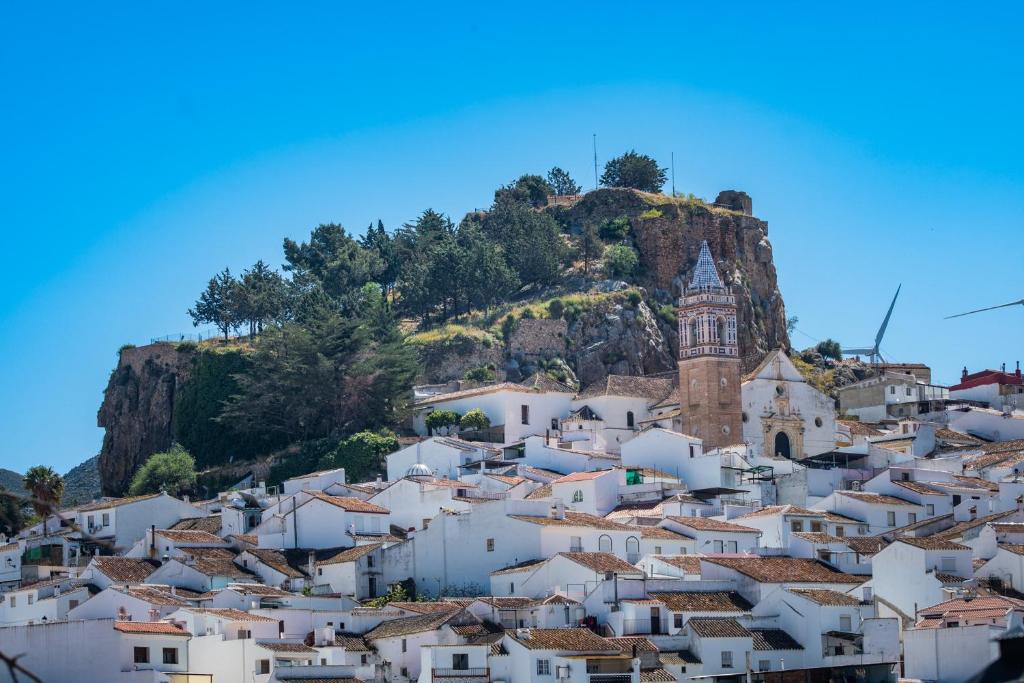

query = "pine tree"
[189, 268, 240, 340]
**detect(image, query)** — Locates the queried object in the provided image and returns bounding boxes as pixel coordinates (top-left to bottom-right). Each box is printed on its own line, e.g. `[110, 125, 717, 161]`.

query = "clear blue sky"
[2, 3, 1022, 474]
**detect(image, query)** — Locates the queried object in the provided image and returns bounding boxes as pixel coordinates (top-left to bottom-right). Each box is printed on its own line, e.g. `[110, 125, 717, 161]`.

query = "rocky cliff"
[97, 344, 195, 495]
[547, 188, 789, 367]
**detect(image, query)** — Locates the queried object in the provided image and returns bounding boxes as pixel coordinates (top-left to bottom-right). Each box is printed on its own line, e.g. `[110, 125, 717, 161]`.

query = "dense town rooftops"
[751, 628, 804, 651]
[835, 490, 917, 506]
[687, 617, 749, 638]
[509, 627, 620, 652]
[113, 621, 191, 636]
[895, 536, 970, 551]
[934, 510, 1016, 540]
[553, 470, 614, 483]
[638, 527, 690, 541]
[646, 591, 753, 612]
[306, 491, 390, 514]
[315, 543, 382, 566]
[652, 555, 702, 573]
[78, 493, 163, 512]
[577, 375, 675, 402]
[91, 557, 159, 583]
[156, 529, 227, 544]
[490, 558, 546, 576]
[915, 595, 1024, 628]
[735, 505, 823, 519]
[364, 609, 461, 639]
[558, 552, 643, 574]
[186, 608, 280, 622]
[703, 557, 862, 584]
[787, 588, 862, 606]
[168, 516, 222, 534]
[664, 516, 759, 533]
[510, 511, 633, 531]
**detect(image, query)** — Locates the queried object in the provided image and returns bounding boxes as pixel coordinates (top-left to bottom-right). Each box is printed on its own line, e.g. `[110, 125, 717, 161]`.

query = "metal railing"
[432, 667, 490, 678]
[588, 675, 633, 683]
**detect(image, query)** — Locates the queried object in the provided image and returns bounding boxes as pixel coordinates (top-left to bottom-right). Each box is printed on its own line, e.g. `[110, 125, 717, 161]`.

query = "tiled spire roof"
[688, 240, 725, 290]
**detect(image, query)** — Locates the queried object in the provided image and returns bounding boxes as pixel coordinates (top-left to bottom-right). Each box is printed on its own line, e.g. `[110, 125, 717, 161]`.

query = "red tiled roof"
[703, 557, 862, 584]
[113, 621, 191, 636]
[553, 470, 615, 484]
[664, 516, 759, 533]
[308, 491, 390, 514]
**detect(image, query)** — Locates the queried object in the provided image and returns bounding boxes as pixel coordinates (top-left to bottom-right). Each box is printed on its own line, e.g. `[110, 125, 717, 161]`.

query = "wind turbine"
[842, 284, 901, 364]
[945, 298, 1024, 319]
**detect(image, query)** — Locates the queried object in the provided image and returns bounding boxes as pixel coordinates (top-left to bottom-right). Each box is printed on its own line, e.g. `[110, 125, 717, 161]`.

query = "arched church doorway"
[774, 431, 792, 459]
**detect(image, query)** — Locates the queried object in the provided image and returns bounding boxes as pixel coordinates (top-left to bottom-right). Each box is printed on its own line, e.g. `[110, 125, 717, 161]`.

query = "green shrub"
[655, 304, 678, 327]
[119, 343, 136, 354]
[521, 308, 535, 320]
[460, 408, 491, 432]
[547, 298, 565, 319]
[425, 409, 461, 434]
[598, 216, 630, 241]
[500, 315, 518, 342]
[319, 430, 400, 482]
[129, 445, 197, 496]
[175, 341, 197, 352]
[639, 208, 663, 219]
[626, 291, 642, 307]
[464, 366, 496, 382]
[604, 245, 639, 278]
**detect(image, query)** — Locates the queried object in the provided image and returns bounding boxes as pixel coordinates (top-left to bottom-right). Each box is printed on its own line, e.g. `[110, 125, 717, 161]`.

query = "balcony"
[588, 675, 633, 683]
[432, 667, 490, 681]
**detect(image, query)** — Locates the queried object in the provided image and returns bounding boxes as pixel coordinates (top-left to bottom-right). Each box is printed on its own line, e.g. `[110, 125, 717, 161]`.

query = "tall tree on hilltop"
[494, 174, 554, 208]
[283, 224, 383, 311]
[24, 465, 64, 536]
[579, 224, 603, 276]
[360, 220, 401, 303]
[128, 445, 197, 497]
[547, 167, 582, 196]
[189, 268, 240, 340]
[458, 221, 518, 317]
[481, 197, 565, 287]
[600, 150, 667, 193]
[235, 260, 287, 336]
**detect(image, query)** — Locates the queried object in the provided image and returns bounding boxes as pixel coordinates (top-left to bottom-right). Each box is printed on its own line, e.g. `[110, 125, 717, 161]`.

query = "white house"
[80, 555, 159, 589]
[74, 492, 204, 552]
[254, 491, 390, 549]
[283, 466, 347, 495]
[411, 378, 574, 444]
[146, 547, 254, 591]
[503, 627, 639, 683]
[699, 556, 864, 604]
[812, 490, 924, 534]
[659, 516, 761, 555]
[386, 437, 500, 481]
[619, 428, 704, 481]
[569, 375, 675, 453]
[868, 536, 974, 622]
[549, 469, 623, 517]
[508, 551, 643, 599]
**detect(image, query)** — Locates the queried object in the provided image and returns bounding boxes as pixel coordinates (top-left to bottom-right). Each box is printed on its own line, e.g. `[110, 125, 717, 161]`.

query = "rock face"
[547, 188, 790, 370]
[97, 344, 195, 495]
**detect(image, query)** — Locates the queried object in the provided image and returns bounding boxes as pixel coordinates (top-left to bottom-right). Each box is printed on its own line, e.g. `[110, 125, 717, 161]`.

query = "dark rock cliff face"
[547, 188, 790, 369]
[97, 344, 195, 495]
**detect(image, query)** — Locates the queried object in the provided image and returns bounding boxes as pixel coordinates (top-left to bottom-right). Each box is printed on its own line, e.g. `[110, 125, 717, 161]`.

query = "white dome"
[406, 463, 433, 478]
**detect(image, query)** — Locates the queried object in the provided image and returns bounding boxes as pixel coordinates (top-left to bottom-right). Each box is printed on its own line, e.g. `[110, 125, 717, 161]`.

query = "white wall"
[904, 623, 998, 683]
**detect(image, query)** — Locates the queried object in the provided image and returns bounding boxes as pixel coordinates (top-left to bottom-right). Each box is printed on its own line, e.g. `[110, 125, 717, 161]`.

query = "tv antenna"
[592, 133, 599, 188]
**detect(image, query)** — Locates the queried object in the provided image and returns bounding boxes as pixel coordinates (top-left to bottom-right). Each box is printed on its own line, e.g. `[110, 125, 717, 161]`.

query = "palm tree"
[23, 466, 64, 537]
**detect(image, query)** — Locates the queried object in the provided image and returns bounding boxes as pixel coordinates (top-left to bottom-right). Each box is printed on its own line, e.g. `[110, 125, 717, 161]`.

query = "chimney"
[169, 586, 176, 596]
[308, 551, 317, 578]
[1017, 361, 1021, 379]
[1003, 363, 1007, 373]
[516, 627, 531, 640]
[148, 608, 160, 622]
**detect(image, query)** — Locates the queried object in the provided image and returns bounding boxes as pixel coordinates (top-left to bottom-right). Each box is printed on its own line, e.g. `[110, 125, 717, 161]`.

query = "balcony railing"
[432, 667, 490, 679]
[588, 675, 633, 683]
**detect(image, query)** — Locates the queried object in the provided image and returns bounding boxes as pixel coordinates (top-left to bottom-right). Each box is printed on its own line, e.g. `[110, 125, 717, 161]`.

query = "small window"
[317, 568, 322, 576]
[689, 445, 696, 458]
[814, 416, 823, 428]
[626, 411, 635, 428]
[367, 555, 374, 568]
[674, 613, 683, 628]
[941, 557, 956, 571]
[908, 513, 917, 524]
[486, 538, 495, 552]
[886, 511, 896, 526]
[759, 660, 770, 672]
[68, 599, 79, 610]
[27, 594, 33, 605]
[537, 659, 551, 675]
[361, 654, 368, 665]
[452, 653, 469, 670]
[927, 504, 935, 515]
[510, 582, 515, 593]
[401, 668, 408, 678]
[401, 639, 407, 653]
[727, 541, 738, 553]
[102, 513, 110, 526]
[890, 386, 896, 395]
[162, 648, 178, 665]
[521, 405, 530, 425]
[839, 615, 852, 631]
[722, 651, 733, 668]
[133, 647, 149, 664]
[237, 629, 251, 639]
[713, 540, 724, 553]
[835, 526, 844, 537]
[811, 521, 823, 533]
[654, 546, 662, 555]
[87, 515, 95, 528]
[257, 659, 270, 675]
[791, 520, 804, 532]
[8, 597, 13, 608]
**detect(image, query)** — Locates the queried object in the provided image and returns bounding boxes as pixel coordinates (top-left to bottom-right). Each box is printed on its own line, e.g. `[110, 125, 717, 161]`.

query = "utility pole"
[592, 133, 599, 188]
[671, 151, 676, 197]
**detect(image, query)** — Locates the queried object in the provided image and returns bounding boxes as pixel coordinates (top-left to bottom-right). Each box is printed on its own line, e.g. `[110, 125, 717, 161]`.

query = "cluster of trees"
[189, 261, 287, 339]
[424, 408, 491, 435]
[0, 466, 66, 536]
[129, 445, 197, 497]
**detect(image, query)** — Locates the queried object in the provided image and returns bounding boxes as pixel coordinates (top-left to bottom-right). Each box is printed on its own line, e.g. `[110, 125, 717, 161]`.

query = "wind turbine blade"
[944, 299, 1024, 319]
[874, 284, 901, 348]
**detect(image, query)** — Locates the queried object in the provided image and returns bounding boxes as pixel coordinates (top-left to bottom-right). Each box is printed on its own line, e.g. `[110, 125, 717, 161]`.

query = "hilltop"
[95, 177, 790, 495]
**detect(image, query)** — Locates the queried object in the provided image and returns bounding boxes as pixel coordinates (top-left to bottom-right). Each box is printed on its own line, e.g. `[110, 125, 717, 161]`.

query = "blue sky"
[2, 3, 1022, 474]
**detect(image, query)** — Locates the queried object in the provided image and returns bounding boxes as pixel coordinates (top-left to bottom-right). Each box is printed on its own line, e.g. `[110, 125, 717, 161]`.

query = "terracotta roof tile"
[687, 617, 750, 638]
[187, 608, 280, 623]
[246, 548, 307, 578]
[836, 491, 918, 506]
[736, 505, 824, 520]
[787, 588, 861, 606]
[665, 516, 759, 533]
[577, 375, 675, 402]
[524, 484, 553, 500]
[308, 491, 390, 514]
[91, 557, 159, 583]
[364, 610, 461, 639]
[648, 591, 752, 612]
[896, 536, 970, 551]
[510, 627, 620, 652]
[113, 621, 191, 636]
[490, 558, 546, 576]
[703, 557, 862, 584]
[751, 628, 803, 651]
[511, 512, 633, 531]
[652, 555, 702, 574]
[558, 552, 642, 574]
[316, 544, 382, 566]
[258, 641, 318, 653]
[156, 529, 226, 545]
[168, 516, 222, 534]
[553, 470, 616, 483]
[78, 493, 164, 512]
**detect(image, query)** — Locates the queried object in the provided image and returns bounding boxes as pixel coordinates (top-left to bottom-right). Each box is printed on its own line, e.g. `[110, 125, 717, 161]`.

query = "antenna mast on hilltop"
[671, 151, 676, 197]
[592, 133, 599, 188]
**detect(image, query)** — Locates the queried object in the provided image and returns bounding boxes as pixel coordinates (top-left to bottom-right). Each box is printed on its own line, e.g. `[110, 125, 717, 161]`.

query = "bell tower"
[677, 240, 742, 449]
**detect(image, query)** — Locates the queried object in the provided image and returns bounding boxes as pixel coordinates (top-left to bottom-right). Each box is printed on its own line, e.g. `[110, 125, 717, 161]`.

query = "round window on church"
[722, 425, 731, 435]
[775, 385, 785, 396]
[720, 378, 728, 388]
[815, 417, 823, 428]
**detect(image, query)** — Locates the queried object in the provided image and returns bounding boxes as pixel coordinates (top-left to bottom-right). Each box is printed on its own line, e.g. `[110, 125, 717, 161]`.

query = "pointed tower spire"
[688, 240, 725, 291]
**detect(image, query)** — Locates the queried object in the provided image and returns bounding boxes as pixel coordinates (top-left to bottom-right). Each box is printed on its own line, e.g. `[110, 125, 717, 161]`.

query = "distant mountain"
[0, 468, 25, 496]
[62, 456, 101, 507]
